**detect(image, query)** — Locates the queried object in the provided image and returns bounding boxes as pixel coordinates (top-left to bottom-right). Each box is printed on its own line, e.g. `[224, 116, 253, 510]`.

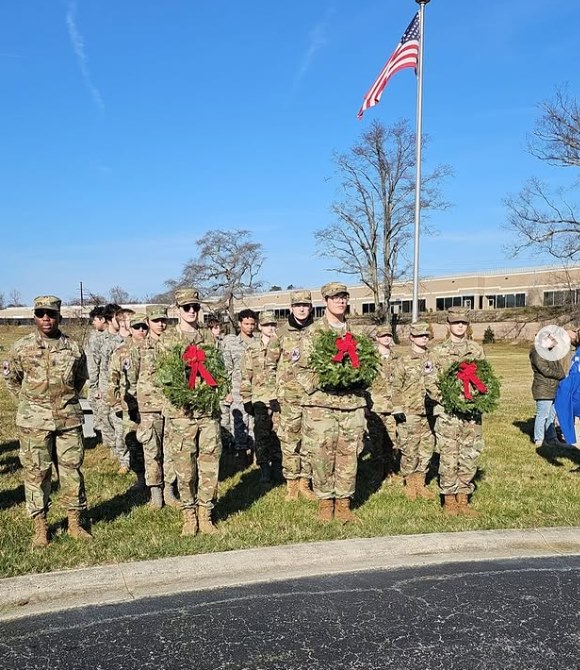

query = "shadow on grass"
[0, 454, 21, 476]
[0, 439, 19, 456]
[0, 483, 25, 510]
[219, 448, 255, 481]
[513, 418, 534, 442]
[536, 443, 580, 469]
[217, 466, 277, 522]
[89, 485, 148, 524]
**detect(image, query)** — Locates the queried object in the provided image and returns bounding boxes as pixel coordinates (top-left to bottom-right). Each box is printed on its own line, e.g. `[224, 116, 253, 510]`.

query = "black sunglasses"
[149, 318, 168, 324]
[34, 309, 59, 319]
[181, 303, 200, 312]
[132, 324, 149, 331]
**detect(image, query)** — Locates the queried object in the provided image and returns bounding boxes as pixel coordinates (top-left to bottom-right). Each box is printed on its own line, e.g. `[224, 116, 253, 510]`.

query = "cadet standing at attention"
[432, 307, 486, 516]
[296, 283, 367, 523]
[391, 322, 438, 501]
[265, 291, 316, 501]
[4, 296, 92, 548]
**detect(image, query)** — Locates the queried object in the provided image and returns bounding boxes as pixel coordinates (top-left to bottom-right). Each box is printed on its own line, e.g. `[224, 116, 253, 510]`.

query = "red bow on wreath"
[457, 361, 487, 400]
[182, 345, 217, 389]
[332, 332, 360, 368]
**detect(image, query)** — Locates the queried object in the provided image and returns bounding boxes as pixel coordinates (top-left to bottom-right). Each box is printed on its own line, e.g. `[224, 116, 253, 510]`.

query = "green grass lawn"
[1, 328, 579, 579]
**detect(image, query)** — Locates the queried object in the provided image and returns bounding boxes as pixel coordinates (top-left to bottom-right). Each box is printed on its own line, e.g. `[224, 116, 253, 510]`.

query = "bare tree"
[8, 289, 23, 307]
[505, 87, 580, 261]
[0, 292, 4, 310]
[166, 229, 264, 326]
[108, 286, 131, 305]
[315, 120, 451, 321]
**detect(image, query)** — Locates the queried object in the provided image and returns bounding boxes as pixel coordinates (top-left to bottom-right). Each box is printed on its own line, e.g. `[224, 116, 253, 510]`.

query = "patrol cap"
[321, 282, 349, 299]
[33, 295, 61, 313]
[175, 288, 200, 306]
[410, 321, 431, 337]
[447, 307, 470, 323]
[259, 310, 277, 326]
[130, 313, 149, 328]
[290, 290, 312, 305]
[146, 304, 168, 320]
[375, 324, 393, 337]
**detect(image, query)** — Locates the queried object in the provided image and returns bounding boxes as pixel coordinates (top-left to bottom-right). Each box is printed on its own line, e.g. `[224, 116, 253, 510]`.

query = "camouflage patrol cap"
[130, 313, 149, 328]
[290, 290, 312, 305]
[375, 323, 393, 337]
[321, 282, 349, 299]
[447, 306, 470, 323]
[33, 295, 61, 313]
[146, 304, 168, 320]
[410, 321, 431, 337]
[259, 310, 277, 325]
[175, 288, 200, 306]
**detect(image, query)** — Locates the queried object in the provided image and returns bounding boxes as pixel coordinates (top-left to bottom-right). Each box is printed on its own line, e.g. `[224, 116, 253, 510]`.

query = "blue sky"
[1, 0, 579, 304]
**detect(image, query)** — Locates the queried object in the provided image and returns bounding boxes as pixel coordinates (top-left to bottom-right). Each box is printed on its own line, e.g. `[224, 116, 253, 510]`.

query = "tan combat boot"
[67, 510, 93, 540]
[284, 479, 299, 501]
[318, 498, 334, 523]
[181, 508, 198, 537]
[403, 474, 418, 501]
[164, 483, 181, 508]
[334, 498, 357, 524]
[198, 506, 218, 535]
[149, 486, 164, 509]
[298, 478, 316, 501]
[414, 474, 436, 500]
[442, 494, 460, 516]
[32, 513, 49, 550]
[456, 493, 481, 517]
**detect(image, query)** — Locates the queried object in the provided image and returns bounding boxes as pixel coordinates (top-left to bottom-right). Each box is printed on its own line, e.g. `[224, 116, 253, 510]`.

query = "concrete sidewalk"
[1, 526, 580, 621]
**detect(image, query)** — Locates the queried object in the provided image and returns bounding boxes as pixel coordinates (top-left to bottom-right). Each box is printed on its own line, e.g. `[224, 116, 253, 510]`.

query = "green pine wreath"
[439, 359, 501, 416]
[308, 329, 379, 392]
[156, 344, 230, 414]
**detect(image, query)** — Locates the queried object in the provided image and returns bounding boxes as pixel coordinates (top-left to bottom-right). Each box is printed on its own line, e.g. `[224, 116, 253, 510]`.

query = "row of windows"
[543, 290, 580, 306]
[435, 296, 475, 311]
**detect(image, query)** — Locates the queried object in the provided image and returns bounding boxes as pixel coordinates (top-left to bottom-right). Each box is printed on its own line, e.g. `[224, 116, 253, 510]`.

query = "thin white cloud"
[292, 21, 329, 92]
[66, 1, 104, 110]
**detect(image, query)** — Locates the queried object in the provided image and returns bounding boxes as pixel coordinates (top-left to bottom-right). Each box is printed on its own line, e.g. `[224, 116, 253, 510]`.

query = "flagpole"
[411, 0, 429, 323]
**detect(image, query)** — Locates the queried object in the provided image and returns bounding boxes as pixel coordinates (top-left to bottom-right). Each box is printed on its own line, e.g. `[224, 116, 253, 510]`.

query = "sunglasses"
[149, 318, 168, 324]
[181, 303, 200, 312]
[34, 309, 58, 319]
[132, 324, 149, 331]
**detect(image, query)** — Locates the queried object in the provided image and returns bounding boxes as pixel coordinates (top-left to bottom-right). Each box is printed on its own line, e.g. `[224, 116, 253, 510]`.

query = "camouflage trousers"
[17, 426, 87, 518]
[302, 406, 365, 500]
[105, 408, 129, 467]
[219, 402, 234, 449]
[365, 411, 398, 476]
[94, 397, 113, 445]
[253, 402, 281, 465]
[135, 412, 164, 487]
[436, 412, 484, 495]
[277, 403, 311, 481]
[398, 414, 435, 478]
[164, 416, 221, 510]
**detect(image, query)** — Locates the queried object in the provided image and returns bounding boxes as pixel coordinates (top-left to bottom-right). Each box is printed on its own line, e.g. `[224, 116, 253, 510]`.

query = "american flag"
[357, 13, 421, 120]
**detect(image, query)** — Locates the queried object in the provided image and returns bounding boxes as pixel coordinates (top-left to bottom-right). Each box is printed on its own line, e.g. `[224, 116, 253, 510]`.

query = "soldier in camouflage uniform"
[207, 314, 233, 450]
[4, 296, 92, 548]
[160, 288, 222, 536]
[391, 322, 438, 501]
[367, 323, 399, 485]
[296, 283, 367, 523]
[265, 290, 316, 501]
[85, 305, 107, 438]
[240, 310, 281, 484]
[432, 307, 486, 516]
[222, 309, 257, 461]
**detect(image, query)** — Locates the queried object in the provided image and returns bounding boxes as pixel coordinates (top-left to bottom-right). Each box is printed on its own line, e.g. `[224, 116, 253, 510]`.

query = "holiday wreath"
[156, 343, 230, 414]
[438, 359, 500, 416]
[308, 330, 379, 391]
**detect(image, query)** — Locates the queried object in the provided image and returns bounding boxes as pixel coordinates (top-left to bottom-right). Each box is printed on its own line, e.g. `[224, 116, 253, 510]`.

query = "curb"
[1, 526, 580, 621]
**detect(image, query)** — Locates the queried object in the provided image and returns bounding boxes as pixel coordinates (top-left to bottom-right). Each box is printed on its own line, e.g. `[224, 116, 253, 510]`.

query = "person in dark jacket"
[529, 336, 566, 447]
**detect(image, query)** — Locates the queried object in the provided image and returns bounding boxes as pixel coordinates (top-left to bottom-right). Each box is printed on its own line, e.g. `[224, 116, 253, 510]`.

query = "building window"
[486, 293, 526, 309]
[362, 303, 376, 314]
[543, 289, 580, 307]
[435, 296, 474, 311]
[273, 308, 290, 319]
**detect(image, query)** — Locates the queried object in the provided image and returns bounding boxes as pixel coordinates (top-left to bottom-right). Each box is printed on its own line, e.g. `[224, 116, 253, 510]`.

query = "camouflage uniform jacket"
[107, 337, 140, 413]
[369, 347, 399, 414]
[159, 325, 216, 419]
[431, 338, 486, 408]
[265, 320, 310, 405]
[222, 333, 255, 403]
[240, 336, 276, 404]
[130, 334, 166, 413]
[5, 330, 88, 430]
[98, 331, 124, 395]
[392, 348, 438, 416]
[86, 329, 105, 396]
[296, 315, 367, 411]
